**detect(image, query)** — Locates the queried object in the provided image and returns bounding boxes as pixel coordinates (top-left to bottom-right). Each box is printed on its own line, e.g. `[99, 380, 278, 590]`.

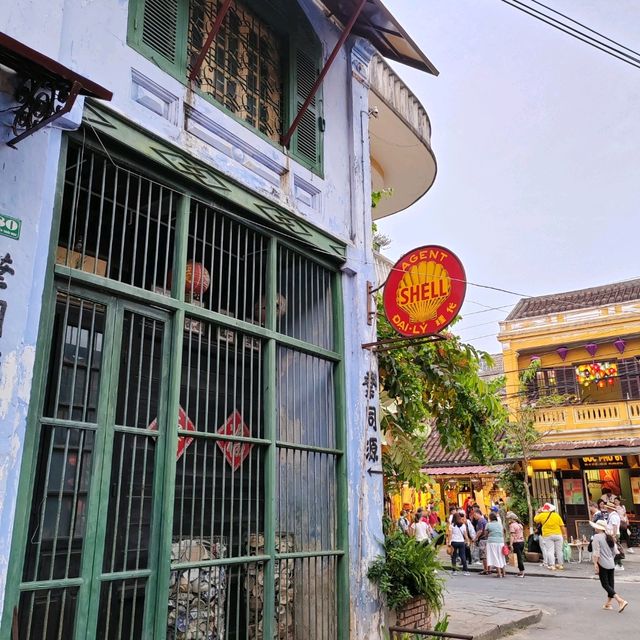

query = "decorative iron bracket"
[8, 77, 81, 148]
[362, 333, 445, 352]
[0, 31, 112, 147]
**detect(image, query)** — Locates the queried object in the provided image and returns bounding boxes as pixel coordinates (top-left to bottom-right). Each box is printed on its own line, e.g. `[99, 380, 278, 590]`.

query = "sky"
[378, 0, 640, 355]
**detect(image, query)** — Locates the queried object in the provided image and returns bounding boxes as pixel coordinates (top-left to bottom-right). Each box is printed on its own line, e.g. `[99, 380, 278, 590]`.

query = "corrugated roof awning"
[318, 0, 439, 75]
[422, 465, 505, 476]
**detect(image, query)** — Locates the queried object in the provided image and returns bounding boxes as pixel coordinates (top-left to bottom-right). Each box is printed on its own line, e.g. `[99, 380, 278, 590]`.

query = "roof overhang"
[422, 465, 506, 476]
[316, 0, 439, 74]
[0, 31, 112, 146]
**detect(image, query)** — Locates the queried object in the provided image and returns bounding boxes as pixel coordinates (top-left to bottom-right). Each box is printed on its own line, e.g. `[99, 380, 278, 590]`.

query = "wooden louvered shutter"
[619, 357, 640, 399]
[289, 27, 324, 174]
[555, 366, 578, 396]
[129, 0, 187, 74]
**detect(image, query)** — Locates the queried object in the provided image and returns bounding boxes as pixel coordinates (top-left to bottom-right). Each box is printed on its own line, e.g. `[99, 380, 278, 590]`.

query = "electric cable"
[499, 0, 640, 70]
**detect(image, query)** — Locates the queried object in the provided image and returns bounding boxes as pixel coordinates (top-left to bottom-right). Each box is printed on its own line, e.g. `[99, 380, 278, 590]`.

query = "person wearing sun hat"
[533, 503, 567, 570]
[590, 519, 629, 613]
[506, 512, 526, 577]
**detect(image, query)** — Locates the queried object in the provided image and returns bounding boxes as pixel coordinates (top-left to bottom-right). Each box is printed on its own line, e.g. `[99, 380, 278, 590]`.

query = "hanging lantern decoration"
[585, 343, 598, 358]
[575, 361, 618, 387]
[185, 261, 210, 301]
[556, 347, 569, 361]
[614, 338, 626, 354]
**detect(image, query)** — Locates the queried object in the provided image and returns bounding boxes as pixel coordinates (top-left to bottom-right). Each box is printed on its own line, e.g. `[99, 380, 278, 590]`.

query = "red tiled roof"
[423, 428, 476, 465]
[422, 465, 505, 476]
[506, 278, 640, 320]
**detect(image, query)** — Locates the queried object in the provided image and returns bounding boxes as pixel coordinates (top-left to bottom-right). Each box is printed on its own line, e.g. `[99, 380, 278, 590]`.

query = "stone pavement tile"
[444, 592, 542, 640]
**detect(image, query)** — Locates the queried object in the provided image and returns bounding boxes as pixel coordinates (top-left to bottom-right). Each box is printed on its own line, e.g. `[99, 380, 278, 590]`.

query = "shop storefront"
[531, 446, 640, 544]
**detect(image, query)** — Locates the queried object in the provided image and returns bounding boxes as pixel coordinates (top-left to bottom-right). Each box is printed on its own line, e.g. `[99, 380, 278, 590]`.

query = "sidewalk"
[444, 592, 542, 640]
[438, 545, 640, 580]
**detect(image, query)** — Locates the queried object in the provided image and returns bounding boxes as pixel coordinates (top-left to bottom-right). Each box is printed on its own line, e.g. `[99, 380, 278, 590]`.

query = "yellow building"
[498, 279, 640, 541]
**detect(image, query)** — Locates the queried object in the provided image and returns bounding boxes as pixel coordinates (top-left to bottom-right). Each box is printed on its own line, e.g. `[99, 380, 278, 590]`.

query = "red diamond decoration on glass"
[216, 410, 252, 471]
[148, 405, 196, 460]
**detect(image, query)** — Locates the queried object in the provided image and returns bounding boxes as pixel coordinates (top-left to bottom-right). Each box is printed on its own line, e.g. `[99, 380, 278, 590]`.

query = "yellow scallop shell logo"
[396, 260, 452, 322]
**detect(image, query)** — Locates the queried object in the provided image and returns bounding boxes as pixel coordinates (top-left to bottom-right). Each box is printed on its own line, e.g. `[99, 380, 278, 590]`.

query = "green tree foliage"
[502, 360, 545, 525]
[498, 468, 530, 524]
[377, 298, 507, 492]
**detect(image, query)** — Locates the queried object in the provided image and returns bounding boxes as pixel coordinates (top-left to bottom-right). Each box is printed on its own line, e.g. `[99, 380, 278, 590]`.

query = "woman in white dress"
[485, 512, 506, 577]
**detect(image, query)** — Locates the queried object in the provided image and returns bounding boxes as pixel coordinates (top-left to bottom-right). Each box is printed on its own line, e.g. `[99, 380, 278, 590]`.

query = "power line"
[499, 0, 640, 70]
[527, 0, 640, 59]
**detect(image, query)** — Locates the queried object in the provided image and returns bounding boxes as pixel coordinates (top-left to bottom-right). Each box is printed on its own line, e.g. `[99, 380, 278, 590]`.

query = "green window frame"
[128, 0, 324, 175]
[1, 130, 347, 639]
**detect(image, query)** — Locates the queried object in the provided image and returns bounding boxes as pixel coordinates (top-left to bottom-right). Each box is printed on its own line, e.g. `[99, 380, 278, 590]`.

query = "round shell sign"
[383, 245, 466, 337]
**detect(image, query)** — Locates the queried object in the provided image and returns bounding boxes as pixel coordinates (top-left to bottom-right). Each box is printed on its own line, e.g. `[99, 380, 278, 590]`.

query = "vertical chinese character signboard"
[363, 371, 380, 467]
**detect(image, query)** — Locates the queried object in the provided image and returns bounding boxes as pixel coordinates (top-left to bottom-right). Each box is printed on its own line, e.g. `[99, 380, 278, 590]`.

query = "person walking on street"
[605, 501, 625, 570]
[472, 506, 489, 574]
[590, 520, 629, 613]
[533, 503, 567, 571]
[412, 513, 430, 543]
[507, 511, 526, 577]
[398, 509, 410, 535]
[485, 512, 506, 578]
[614, 497, 634, 554]
[447, 512, 471, 575]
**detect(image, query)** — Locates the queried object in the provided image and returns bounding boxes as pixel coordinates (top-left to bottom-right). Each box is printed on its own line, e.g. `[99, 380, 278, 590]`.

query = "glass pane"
[115, 312, 165, 429]
[185, 200, 267, 325]
[18, 587, 79, 640]
[275, 556, 337, 640]
[167, 560, 265, 640]
[173, 435, 264, 562]
[96, 578, 147, 640]
[181, 319, 264, 439]
[44, 295, 106, 422]
[102, 433, 157, 573]
[276, 348, 336, 449]
[23, 426, 95, 582]
[277, 247, 334, 351]
[57, 144, 178, 294]
[276, 449, 336, 553]
[188, 0, 283, 141]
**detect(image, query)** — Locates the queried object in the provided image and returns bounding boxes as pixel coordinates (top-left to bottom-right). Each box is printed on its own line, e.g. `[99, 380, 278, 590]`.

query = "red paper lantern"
[185, 261, 210, 300]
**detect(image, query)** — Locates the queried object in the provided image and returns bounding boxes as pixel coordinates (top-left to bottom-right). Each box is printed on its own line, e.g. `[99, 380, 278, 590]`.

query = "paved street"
[443, 568, 640, 639]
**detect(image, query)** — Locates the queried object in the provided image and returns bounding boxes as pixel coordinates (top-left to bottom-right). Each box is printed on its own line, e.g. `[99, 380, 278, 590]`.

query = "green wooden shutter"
[289, 28, 324, 175]
[128, 0, 187, 75]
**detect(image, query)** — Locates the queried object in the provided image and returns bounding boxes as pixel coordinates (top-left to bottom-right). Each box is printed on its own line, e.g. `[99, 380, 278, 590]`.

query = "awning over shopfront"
[532, 437, 640, 459]
[423, 465, 505, 476]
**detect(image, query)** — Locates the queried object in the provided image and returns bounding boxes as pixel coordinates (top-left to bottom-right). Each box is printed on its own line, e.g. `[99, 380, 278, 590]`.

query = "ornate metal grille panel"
[188, 0, 283, 142]
[13, 140, 344, 639]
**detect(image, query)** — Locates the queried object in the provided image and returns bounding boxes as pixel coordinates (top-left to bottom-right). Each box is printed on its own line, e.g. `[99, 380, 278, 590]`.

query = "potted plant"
[368, 531, 444, 630]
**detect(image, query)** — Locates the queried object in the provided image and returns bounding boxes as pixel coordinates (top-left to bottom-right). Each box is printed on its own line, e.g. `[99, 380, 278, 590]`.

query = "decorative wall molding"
[130, 68, 179, 125]
[293, 173, 321, 216]
[184, 104, 287, 188]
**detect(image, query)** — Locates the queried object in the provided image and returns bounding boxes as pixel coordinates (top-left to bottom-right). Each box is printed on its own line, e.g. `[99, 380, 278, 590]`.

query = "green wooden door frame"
[2, 124, 350, 639]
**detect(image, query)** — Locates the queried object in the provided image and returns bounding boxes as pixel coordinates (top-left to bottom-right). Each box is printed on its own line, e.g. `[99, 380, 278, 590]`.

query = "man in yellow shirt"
[533, 503, 567, 570]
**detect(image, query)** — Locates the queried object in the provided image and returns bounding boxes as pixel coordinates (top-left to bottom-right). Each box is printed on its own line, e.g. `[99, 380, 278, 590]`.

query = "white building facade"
[0, 2, 437, 638]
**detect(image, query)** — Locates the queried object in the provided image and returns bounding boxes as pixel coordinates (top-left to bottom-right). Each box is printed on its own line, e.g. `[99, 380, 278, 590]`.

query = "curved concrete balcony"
[368, 54, 437, 219]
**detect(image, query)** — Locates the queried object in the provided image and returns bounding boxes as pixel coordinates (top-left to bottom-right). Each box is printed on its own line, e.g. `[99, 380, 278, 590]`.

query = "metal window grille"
[14, 139, 344, 639]
[189, 0, 283, 141]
